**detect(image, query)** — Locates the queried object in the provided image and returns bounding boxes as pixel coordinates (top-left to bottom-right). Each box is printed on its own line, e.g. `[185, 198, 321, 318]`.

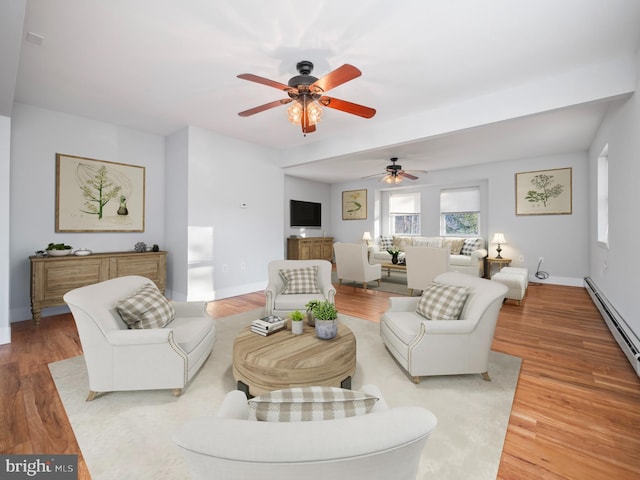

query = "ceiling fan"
[362, 158, 427, 184]
[237, 60, 376, 135]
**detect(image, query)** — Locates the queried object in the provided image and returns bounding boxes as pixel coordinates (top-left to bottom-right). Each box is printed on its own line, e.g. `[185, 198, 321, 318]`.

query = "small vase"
[117, 197, 129, 216]
[391, 254, 399, 264]
[315, 319, 338, 340]
[291, 320, 304, 335]
[306, 310, 315, 326]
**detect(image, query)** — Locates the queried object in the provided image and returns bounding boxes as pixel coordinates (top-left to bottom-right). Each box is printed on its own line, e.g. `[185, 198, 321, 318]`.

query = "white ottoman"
[500, 267, 529, 289]
[492, 272, 526, 304]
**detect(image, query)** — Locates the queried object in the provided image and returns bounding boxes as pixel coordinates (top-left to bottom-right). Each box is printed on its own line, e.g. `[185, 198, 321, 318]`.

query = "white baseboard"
[211, 281, 266, 301]
[11, 305, 70, 323]
[0, 326, 10, 345]
[528, 275, 584, 287]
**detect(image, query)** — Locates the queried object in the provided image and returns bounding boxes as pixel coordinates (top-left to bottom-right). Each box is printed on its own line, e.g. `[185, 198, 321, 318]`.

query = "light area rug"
[49, 308, 521, 480]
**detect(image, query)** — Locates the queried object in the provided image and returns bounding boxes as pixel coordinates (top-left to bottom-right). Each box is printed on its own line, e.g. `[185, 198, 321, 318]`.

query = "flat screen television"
[290, 199, 322, 228]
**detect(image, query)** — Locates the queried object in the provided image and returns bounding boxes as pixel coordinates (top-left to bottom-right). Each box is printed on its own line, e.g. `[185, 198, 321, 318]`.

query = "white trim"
[529, 275, 584, 287]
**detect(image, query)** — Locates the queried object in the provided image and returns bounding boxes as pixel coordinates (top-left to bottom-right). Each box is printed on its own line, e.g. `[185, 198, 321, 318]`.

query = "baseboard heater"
[584, 276, 640, 378]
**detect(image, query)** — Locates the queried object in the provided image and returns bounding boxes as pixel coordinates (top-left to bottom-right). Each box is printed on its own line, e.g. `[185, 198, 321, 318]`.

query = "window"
[389, 192, 420, 235]
[597, 145, 609, 246]
[440, 187, 480, 235]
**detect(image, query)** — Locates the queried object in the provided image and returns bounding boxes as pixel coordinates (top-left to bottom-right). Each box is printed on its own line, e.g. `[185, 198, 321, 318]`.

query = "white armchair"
[380, 272, 507, 383]
[63, 275, 216, 400]
[173, 385, 437, 480]
[264, 260, 336, 316]
[334, 242, 382, 290]
[405, 246, 450, 296]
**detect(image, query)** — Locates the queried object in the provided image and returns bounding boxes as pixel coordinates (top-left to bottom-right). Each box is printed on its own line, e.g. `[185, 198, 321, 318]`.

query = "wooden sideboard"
[287, 237, 333, 262]
[29, 251, 167, 325]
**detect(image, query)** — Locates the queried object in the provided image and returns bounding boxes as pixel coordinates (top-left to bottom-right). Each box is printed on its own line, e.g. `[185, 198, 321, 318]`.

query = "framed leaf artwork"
[342, 189, 367, 220]
[515, 167, 572, 215]
[56, 153, 145, 232]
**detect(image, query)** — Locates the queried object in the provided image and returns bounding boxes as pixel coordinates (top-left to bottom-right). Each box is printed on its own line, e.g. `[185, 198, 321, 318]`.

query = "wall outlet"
[222, 264, 228, 273]
[518, 255, 524, 263]
[240, 262, 247, 271]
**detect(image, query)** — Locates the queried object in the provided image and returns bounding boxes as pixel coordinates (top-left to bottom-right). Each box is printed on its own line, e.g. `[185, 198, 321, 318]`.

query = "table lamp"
[362, 231, 372, 246]
[491, 233, 507, 259]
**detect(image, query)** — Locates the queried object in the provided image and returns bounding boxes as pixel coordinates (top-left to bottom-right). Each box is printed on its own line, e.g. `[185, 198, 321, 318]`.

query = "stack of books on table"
[251, 315, 286, 336]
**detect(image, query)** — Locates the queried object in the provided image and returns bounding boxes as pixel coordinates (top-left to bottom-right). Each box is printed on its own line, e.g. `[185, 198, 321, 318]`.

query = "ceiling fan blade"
[360, 172, 384, 179]
[399, 171, 419, 180]
[238, 98, 292, 117]
[237, 73, 295, 92]
[319, 96, 376, 118]
[311, 64, 361, 93]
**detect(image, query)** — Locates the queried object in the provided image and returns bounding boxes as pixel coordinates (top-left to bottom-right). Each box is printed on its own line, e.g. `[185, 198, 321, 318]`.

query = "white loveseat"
[173, 385, 437, 480]
[380, 272, 508, 383]
[63, 275, 216, 399]
[369, 235, 487, 277]
[264, 259, 336, 316]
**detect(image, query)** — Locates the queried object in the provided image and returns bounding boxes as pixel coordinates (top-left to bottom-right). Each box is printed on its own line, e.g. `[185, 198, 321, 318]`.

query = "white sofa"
[380, 272, 508, 383]
[369, 235, 487, 277]
[63, 275, 216, 399]
[264, 259, 336, 317]
[173, 385, 437, 480]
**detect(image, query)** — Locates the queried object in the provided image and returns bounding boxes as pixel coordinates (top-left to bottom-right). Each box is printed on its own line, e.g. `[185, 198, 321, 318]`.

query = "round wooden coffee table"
[232, 322, 356, 397]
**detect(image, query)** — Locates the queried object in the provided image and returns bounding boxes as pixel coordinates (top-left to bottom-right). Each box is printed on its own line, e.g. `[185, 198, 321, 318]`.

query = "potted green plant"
[290, 310, 304, 335]
[304, 299, 321, 326]
[308, 300, 339, 340]
[46, 242, 73, 257]
[387, 245, 401, 264]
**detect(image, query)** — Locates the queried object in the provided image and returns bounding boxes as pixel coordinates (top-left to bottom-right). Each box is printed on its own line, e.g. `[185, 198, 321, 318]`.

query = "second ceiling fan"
[362, 158, 427, 184]
[237, 60, 376, 135]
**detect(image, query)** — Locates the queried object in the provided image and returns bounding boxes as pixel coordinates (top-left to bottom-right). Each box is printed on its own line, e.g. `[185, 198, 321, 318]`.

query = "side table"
[485, 257, 512, 279]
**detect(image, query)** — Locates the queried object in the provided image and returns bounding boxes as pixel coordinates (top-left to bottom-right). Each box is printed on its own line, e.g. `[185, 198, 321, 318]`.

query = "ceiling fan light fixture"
[383, 173, 403, 184]
[287, 99, 322, 126]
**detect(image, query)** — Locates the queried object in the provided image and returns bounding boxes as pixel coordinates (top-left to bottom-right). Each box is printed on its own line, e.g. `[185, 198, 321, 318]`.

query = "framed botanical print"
[515, 167, 572, 215]
[342, 189, 367, 220]
[56, 153, 145, 232]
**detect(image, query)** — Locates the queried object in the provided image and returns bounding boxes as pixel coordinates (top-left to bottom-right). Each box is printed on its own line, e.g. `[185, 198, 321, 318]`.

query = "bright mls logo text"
[1, 455, 77, 479]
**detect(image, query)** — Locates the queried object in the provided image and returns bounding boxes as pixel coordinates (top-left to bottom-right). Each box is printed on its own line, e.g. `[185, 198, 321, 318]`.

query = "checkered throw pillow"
[116, 283, 175, 329]
[248, 386, 379, 422]
[279, 266, 321, 294]
[379, 236, 394, 250]
[416, 282, 470, 320]
[443, 238, 465, 254]
[461, 238, 482, 256]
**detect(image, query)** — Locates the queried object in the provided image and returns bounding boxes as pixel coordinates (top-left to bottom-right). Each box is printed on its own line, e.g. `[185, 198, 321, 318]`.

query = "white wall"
[9, 104, 166, 321]
[284, 176, 332, 246]
[588, 51, 640, 338]
[180, 126, 284, 300]
[164, 127, 189, 300]
[1, 115, 11, 344]
[329, 151, 589, 285]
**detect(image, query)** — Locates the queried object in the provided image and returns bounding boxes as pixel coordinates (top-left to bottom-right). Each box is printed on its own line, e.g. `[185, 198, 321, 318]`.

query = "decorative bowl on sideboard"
[46, 249, 72, 256]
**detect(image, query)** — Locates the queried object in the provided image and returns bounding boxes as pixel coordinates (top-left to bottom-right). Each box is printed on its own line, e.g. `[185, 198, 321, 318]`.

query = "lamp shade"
[362, 232, 372, 241]
[491, 233, 506, 245]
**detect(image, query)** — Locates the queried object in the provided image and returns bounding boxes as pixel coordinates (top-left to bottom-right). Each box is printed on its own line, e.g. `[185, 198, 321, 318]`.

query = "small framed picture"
[515, 167, 572, 215]
[342, 189, 367, 220]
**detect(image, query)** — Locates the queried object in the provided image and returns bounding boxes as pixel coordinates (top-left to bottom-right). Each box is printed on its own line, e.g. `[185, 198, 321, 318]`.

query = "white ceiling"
[3, 0, 640, 183]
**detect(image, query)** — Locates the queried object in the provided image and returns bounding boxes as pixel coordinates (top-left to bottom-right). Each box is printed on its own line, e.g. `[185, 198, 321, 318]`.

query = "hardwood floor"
[1, 282, 639, 479]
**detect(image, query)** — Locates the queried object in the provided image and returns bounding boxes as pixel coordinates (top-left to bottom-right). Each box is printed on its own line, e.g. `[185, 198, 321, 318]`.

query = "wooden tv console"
[29, 250, 167, 325]
[287, 237, 333, 262]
